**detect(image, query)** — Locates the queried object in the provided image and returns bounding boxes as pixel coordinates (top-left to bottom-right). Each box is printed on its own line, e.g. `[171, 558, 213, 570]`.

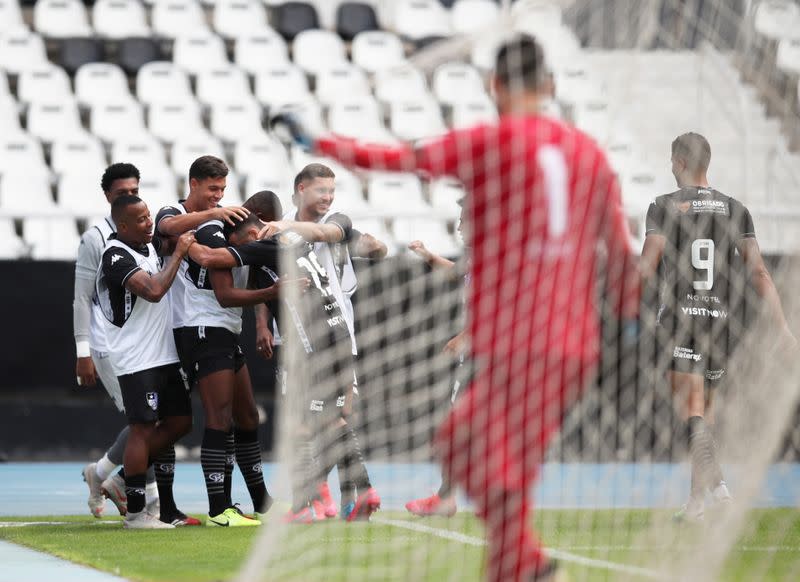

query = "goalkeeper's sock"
[201, 428, 228, 517]
[152, 446, 178, 517]
[484, 488, 544, 582]
[234, 428, 272, 513]
[688, 416, 724, 493]
[291, 439, 315, 514]
[224, 429, 235, 507]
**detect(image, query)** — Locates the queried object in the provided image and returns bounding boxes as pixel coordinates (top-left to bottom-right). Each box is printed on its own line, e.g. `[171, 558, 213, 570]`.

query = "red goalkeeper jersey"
[317, 114, 639, 364]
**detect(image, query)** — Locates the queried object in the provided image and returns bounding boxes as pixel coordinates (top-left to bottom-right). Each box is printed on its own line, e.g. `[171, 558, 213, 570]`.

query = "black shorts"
[291, 339, 353, 425]
[184, 326, 247, 381]
[119, 363, 192, 424]
[173, 327, 195, 387]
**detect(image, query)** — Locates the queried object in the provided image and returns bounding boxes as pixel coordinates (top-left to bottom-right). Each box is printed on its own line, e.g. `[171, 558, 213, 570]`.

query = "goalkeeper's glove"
[269, 111, 315, 152]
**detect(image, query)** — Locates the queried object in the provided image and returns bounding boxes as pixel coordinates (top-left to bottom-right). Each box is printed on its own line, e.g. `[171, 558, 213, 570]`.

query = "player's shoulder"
[196, 219, 225, 233]
[155, 202, 185, 221]
[101, 240, 134, 265]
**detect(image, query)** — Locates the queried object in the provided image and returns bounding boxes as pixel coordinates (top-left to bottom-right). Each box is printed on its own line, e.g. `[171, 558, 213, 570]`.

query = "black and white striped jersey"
[96, 236, 179, 376]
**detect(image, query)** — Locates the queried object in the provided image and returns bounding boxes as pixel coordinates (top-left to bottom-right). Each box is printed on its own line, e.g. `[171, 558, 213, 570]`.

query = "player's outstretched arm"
[158, 206, 250, 237]
[209, 269, 308, 308]
[258, 220, 347, 244]
[187, 243, 238, 269]
[126, 232, 195, 302]
[409, 240, 455, 271]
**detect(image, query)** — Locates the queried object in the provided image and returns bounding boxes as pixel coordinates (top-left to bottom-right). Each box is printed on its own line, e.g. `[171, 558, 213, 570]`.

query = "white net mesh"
[239, 2, 800, 581]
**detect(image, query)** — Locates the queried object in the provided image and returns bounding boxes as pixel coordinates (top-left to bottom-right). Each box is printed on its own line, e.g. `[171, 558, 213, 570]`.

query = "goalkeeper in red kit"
[273, 34, 639, 582]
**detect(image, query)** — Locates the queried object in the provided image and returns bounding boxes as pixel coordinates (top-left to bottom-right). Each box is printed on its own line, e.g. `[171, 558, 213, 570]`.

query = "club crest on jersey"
[145, 392, 158, 411]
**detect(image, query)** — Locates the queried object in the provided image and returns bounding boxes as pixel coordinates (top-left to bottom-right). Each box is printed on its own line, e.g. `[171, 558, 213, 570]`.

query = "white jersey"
[96, 238, 179, 376]
[88, 216, 116, 353]
[183, 219, 249, 335]
[154, 203, 190, 329]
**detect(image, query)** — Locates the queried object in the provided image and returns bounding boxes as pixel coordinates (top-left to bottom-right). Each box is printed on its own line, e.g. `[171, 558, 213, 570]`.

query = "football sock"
[201, 428, 229, 517]
[145, 464, 155, 485]
[106, 426, 130, 467]
[145, 480, 159, 508]
[125, 473, 147, 514]
[342, 424, 371, 492]
[153, 446, 177, 517]
[224, 429, 235, 506]
[291, 439, 315, 513]
[329, 426, 355, 505]
[95, 453, 117, 481]
[688, 415, 724, 493]
[437, 470, 453, 499]
[234, 428, 272, 513]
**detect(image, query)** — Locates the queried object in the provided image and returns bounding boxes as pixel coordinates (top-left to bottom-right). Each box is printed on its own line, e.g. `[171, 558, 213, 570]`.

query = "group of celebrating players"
[72, 32, 796, 582]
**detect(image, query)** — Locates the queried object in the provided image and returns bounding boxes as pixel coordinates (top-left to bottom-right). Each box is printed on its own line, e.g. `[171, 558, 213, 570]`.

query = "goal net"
[238, 1, 800, 581]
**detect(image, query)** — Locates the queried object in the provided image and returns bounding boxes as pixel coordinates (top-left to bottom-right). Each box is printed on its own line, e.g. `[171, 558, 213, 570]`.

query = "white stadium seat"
[152, 0, 208, 38]
[393, 217, 460, 257]
[0, 73, 9, 99]
[754, 0, 800, 41]
[74, 63, 131, 108]
[196, 67, 252, 106]
[58, 171, 111, 216]
[136, 62, 194, 107]
[315, 64, 371, 107]
[0, 96, 20, 131]
[429, 177, 465, 219]
[235, 33, 289, 75]
[90, 100, 146, 143]
[233, 131, 290, 176]
[351, 31, 405, 73]
[328, 96, 395, 143]
[390, 98, 447, 141]
[33, 0, 92, 38]
[274, 97, 326, 135]
[26, 99, 83, 144]
[0, 132, 47, 175]
[17, 65, 72, 105]
[777, 38, 800, 75]
[244, 168, 294, 211]
[0, 0, 25, 33]
[254, 64, 312, 110]
[0, 218, 27, 259]
[470, 31, 504, 72]
[137, 165, 179, 210]
[0, 170, 56, 216]
[393, 0, 450, 40]
[148, 100, 204, 144]
[92, 0, 150, 39]
[366, 172, 429, 215]
[451, 97, 497, 129]
[51, 132, 107, 175]
[213, 0, 269, 39]
[351, 217, 396, 255]
[172, 33, 229, 75]
[112, 134, 168, 176]
[451, 0, 500, 34]
[432, 62, 487, 106]
[24, 217, 81, 260]
[292, 30, 348, 76]
[374, 64, 430, 105]
[572, 100, 612, 144]
[511, 0, 563, 35]
[0, 31, 49, 74]
[210, 99, 264, 143]
[170, 132, 226, 177]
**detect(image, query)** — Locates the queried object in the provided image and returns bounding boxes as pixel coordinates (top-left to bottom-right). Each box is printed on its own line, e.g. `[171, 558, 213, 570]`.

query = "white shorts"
[92, 348, 125, 412]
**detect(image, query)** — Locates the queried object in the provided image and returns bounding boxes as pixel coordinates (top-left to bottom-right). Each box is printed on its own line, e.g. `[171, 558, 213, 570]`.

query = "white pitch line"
[375, 518, 668, 580]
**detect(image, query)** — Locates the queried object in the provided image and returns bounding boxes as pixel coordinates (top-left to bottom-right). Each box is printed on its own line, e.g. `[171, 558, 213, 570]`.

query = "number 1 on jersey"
[691, 238, 715, 291]
[537, 146, 568, 237]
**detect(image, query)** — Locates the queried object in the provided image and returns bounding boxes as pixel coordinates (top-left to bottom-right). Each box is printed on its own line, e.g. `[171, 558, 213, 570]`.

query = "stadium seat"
[393, 0, 451, 41]
[0, 96, 20, 131]
[0, 0, 25, 32]
[390, 98, 447, 141]
[196, 67, 252, 106]
[451, 96, 497, 128]
[0, 132, 47, 175]
[374, 64, 429, 105]
[92, 0, 150, 39]
[148, 100, 204, 143]
[24, 217, 81, 260]
[351, 31, 405, 73]
[273, 96, 326, 134]
[315, 64, 371, 107]
[235, 33, 289, 75]
[57, 170, 111, 216]
[111, 133, 168, 175]
[328, 96, 395, 143]
[17, 65, 72, 105]
[572, 100, 612, 144]
[273, 1, 319, 41]
[209, 99, 264, 143]
[26, 99, 83, 144]
[170, 131, 226, 176]
[429, 176, 464, 219]
[0, 170, 56, 217]
[336, 2, 380, 41]
[432, 62, 486, 106]
[136, 62, 193, 106]
[233, 131, 290, 176]
[33, 0, 92, 38]
[254, 64, 312, 110]
[393, 216, 460, 256]
[74, 63, 131, 108]
[0, 31, 49, 74]
[50, 131, 107, 175]
[451, 0, 499, 34]
[0, 72, 9, 99]
[511, 0, 563, 34]
[293, 29, 348, 76]
[213, 0, 269, 38]
[366, 172, 429, 215]
[350, 217, 395, 254]
[172, 33, 229, 75]
[90, 100, 146, 143]
[244, 168, 294, 210]
[554, 64, 603, 106]
[753, 0, 800, 41]
[776, 38, 800, 75]
[58, 37, 105, 75]
[136, 165, 179, 210]
[0, 219, 26, 259]
[117, 37, 163, 76]
[152, 0, 209, 38]
[470, 30, 503, 71]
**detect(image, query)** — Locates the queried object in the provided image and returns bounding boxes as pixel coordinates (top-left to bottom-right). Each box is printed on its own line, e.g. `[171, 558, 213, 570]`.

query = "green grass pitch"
[2, 510, 800, 581]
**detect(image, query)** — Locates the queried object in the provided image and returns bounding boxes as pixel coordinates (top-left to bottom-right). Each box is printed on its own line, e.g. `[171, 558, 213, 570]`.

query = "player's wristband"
[76, 340, 91, 359]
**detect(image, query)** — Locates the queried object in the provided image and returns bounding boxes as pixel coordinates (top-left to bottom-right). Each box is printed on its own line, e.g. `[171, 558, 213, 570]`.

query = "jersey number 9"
[691, 238, 715, 291]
